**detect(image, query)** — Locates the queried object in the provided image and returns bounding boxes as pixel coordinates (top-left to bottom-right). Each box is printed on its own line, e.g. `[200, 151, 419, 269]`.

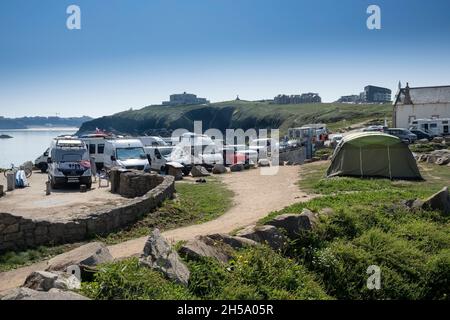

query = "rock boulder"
[207, 233, 258, 249]
[265, 210, 317, 239]
[191, 165, 210, 177]
[236, 225, 287, 250]
[179, 236, 233, 264]
[139, 229, 190, 286]
[212, 164, 227, 174]
[46, 242, 113, 273]
[421, 186, 450, 215]
[23, 271, 80, 291]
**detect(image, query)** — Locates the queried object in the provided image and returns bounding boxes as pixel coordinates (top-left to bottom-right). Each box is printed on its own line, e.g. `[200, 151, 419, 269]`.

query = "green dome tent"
[326, 132, 422, 180]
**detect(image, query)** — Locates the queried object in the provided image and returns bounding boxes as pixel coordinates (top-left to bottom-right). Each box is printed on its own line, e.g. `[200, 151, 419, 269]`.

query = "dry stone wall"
[0, 175, 175, 253]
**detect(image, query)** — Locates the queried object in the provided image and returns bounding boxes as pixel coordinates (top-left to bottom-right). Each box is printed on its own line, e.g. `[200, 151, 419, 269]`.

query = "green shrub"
[424, 250, 450, 300]
[188, 246, 330, 300]
[80, 258, 194, 300]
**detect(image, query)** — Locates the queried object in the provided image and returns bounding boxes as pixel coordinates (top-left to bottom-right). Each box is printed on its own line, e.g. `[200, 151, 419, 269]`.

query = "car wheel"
[40, 163, 48, 173]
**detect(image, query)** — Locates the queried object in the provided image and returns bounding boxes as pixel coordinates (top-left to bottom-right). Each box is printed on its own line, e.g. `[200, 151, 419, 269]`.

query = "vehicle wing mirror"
[111, 155, 116, 161]
[47, 158, 52, 164]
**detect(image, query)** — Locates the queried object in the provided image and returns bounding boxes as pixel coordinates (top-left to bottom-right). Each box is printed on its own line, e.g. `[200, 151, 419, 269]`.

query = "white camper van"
[139, 136, 168, 147]
[47, 138, 92, 189]
[80, 134, 111, 170]
[410, 118, 450, 137]
[103, 139, 150, 171]
[144, 146, 176, 173]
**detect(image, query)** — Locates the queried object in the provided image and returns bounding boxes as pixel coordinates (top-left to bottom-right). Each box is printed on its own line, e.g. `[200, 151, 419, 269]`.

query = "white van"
[103, 139, 150, 171]
[144, 146, 175, 173]
[410, 118, 450, 137]
[139, 136, 168, 147]
[80, 135, 110, 170]
[47, 138, 92, 189]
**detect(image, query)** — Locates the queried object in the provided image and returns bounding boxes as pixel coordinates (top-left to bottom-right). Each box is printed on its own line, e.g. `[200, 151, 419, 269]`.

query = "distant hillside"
[77, 101, 393, 136]
[0, 116, 92, 129]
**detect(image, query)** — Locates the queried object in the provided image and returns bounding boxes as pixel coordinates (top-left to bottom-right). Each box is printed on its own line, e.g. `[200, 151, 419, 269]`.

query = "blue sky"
[1, 0, 450, 117]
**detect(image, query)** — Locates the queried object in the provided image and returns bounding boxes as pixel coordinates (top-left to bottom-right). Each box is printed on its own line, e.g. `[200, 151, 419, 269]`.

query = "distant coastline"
[0, 116, 92, 130]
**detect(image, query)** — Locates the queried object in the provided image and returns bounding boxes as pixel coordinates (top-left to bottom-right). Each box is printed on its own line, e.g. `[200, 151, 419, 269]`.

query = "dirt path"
[0, 166, 310, 293]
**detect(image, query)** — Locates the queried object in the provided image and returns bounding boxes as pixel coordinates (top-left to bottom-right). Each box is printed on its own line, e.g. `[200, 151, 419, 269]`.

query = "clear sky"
[1, 0, 450, 117]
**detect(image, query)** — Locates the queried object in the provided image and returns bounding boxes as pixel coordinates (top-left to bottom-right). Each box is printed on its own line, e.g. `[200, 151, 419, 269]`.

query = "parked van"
[410, 118, 450, 137]
[80, 134, 110, 170]
[144, 146, 175, 173]
[103, 139, 150, 171]
[139, 136, 168, 147]
[35, 148, 50, 173]
[47, 138, 92, 189]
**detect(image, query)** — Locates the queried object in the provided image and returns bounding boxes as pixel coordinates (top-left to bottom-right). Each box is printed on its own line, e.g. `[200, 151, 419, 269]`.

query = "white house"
[393, 83, 450, 128]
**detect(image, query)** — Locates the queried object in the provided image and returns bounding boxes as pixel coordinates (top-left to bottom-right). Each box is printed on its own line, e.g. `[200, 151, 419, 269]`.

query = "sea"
[0, 127, 78, 169]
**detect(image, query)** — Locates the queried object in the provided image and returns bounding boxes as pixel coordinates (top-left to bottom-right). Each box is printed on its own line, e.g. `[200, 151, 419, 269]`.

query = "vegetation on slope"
[78, 101, 392, 135]
[80, 246, 330, 300]
[265, 162, 450, 300]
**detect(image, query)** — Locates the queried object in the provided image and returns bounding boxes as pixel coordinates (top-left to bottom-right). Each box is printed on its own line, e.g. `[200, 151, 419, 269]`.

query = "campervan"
[410, 118, 450, 137]
[103, 139, 150, 171]
[144, 146, 176, 173]
[80, 134, 111, 170]
[47, 138, 92, 189]
[139, 136, 168, 147]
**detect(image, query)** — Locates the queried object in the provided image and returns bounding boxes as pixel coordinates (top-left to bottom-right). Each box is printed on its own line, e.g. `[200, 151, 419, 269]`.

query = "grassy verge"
[0, 177, 233, 271]
[0, 244, 81, 273]
[99, 177, 233, 245]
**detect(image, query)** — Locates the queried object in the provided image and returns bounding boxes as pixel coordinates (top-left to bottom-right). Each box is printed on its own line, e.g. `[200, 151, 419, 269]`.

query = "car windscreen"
[53, 149, 88, 162]
[159, 148, 173, 157]
[116, 147, 146, 160]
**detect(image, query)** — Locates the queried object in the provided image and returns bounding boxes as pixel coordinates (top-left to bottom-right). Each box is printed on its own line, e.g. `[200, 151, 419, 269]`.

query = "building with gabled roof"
[392, 83, 450, 128]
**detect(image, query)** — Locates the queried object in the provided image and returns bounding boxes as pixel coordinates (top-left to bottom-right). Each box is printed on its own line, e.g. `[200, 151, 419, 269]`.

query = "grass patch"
[0, 243, 82, 273]
[99, 177, 234, 245]
[297, 162, 450, 196]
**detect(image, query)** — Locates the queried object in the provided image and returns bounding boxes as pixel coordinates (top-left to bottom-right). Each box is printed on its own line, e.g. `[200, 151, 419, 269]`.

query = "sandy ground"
[0, 172, 128, 221]
[0, 165, 311, 293]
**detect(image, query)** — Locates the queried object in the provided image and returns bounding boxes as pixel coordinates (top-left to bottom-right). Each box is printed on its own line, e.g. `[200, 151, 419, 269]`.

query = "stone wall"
[279, 147, 306, 164]
[0, 175, 175, 253]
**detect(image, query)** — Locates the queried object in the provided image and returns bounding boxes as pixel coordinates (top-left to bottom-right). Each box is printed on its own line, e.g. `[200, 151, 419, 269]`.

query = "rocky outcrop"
[0, 287, 89, 300]
[265, 209, 317, 239]
[236, 225, 287, 250]
[179, 236, 233, 264]
[416, 150, 450, 166]
[191, 165, 210, 177]
[212, 164, 227, 174]
[46, 242, 113, 273]
[207, 233, 258, 249]
[422, 187, 450, 215]
[139, 229, 190, 286]
[23, 271, 80, 291]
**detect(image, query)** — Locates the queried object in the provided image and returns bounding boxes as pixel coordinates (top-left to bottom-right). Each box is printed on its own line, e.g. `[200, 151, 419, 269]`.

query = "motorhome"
[47, 138, 92, 189]
[80, 134, 111, 170]
[139, 136, 168, 147]
[103, 139, 150, 171]
[173, 132, 223, 168]
[409, 118, 450, 137]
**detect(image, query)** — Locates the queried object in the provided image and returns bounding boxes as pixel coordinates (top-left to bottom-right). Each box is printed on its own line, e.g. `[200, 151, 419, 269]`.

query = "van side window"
[98, 144, 105, 154]
[89, 144, 96, 154]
